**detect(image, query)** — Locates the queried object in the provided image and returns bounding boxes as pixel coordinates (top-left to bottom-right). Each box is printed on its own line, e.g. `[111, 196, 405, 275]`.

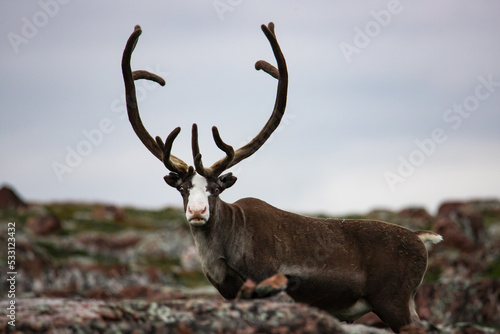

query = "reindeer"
[121, 23, 442, 332]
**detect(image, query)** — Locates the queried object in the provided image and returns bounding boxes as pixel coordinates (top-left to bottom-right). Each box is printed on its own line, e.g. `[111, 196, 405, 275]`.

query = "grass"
[35, 240, 89, 259]
[485, 256, 500, 278]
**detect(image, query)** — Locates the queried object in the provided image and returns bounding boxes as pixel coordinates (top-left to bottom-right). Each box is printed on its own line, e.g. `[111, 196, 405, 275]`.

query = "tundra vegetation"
[0, 186, 499, 332]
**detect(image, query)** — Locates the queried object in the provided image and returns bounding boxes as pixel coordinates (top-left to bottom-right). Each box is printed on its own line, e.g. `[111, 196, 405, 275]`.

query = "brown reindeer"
[121, 23, 442, 332]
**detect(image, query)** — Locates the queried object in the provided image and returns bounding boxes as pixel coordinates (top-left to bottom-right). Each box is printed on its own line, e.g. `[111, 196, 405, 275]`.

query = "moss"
[484, 256, 500, 278]
[44, 203, 95, 220]
[71, 219, 125, 234]
[35, 304, 54, 315]
[35, 240, 89, 259]
[0, 208, 30, 226]
[481, 209, 500, 227]
[173, 271, 210, 288]
[123, 206, 185, 229]
[89, 253, 122, 266]
[423, 265, 443, 282]
[136, 255, 180, 272]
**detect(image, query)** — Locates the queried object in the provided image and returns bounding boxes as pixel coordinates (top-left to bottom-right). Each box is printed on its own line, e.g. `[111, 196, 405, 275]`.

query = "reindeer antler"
[122, 25, 191, 177]
[123, 23, 288, 180]
[193, 22, 288, 178]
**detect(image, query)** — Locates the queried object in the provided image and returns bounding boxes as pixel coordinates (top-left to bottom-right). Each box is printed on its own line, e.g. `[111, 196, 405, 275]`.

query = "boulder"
[255, 273, 288, 298]
[398, 207, 433, 230]
[0, 185, 28, 210]
[27, 215, 62, 236]
[415, 279, 500, 326]
[0, 297, 347, 333]
[235, 278, 257, 300]
[236, 273, 289, 300]
[2, 297, 497, 334]
[180, 245, 202, 272]
[92, 204, 126, 222]
[434, 202, 485, 251]
[77, 233, 141, 251]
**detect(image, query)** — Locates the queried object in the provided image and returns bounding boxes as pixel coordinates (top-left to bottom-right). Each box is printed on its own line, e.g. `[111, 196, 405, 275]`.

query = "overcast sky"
[1, 1, 499, 216]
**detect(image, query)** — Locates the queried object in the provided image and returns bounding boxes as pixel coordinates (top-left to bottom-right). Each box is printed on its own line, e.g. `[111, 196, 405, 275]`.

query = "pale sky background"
[1, 1, 499, 216]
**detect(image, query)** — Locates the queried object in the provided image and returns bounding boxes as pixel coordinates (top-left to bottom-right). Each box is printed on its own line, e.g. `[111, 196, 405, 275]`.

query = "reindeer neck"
[189, 198, 242, 250]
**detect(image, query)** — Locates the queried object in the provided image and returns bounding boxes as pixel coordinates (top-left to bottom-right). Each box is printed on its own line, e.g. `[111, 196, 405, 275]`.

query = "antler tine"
[191, 124, 208, 178]
[192, 124, 235, 178]
[155, 128, 191, 175]
[255, 60, 279, 79]
[122, 25, 189, 176]
[191, 124, 234, 177]
[204, 22, 288, 175]
[228, 22, 288, 168]
[122, 26, 161, 160]
[254, 21, 279, 79]
[209, 126, 235, 176]
[133, 70, 165, 83]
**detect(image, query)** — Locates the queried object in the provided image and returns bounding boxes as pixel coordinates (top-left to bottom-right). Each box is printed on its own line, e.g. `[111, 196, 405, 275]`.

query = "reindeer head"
[122, 23, 287, 226]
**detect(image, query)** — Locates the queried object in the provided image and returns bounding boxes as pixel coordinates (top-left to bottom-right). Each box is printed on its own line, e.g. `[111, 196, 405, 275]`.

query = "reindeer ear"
[218, 172, 237, 190]
[164, 173, 182, 188]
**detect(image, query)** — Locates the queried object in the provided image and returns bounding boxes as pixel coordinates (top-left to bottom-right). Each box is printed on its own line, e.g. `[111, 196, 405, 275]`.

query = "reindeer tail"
[415, 231, 443, 249]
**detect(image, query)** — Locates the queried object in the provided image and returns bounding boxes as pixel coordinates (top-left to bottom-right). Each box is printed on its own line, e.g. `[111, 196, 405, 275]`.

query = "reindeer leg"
[372, 299, 412, 333]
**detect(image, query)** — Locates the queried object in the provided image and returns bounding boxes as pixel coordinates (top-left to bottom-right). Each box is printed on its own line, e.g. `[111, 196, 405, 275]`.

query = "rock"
[236, 278, 257, 300]
[399, 322, 437, 334]
[354, 313, 386, 329]
[0, 297, 348, 333]
[118, 284, 155, 299]
[236, 274, 289, 300]
[340, 324, 391, 334]
[366, 209, 398, 223]
[77, 233, 141, 250]
[267, 290, 295, 303]
[15, 237, 52, 280]
[92, 204, 126, 221]
[434, 201, 485, 251]
[415, 279, 500, 326]
[255, 273, 288, 298]
[27, 215, 62, 236]
[409, 322, 499, 334]
[425, 199, 500, 280]
[3, 197, 499, 333]
[2, 297, 498, 334]
[466, 199, 500, 214]
[448, 323, 499, 334]
[0, 185, 28, 210]
[398, 207, 433, 230]
[180, 245, 201, 272]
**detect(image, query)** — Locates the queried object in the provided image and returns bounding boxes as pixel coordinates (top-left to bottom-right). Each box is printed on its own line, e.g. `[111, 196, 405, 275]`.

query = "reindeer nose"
[187, 204, 208, 226]
[188, 206, 207, 216]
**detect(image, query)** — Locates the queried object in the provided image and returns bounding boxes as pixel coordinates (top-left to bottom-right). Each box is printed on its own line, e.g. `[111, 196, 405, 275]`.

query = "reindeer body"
[121, 23, 442, 332]
[191, 196, 429, 328]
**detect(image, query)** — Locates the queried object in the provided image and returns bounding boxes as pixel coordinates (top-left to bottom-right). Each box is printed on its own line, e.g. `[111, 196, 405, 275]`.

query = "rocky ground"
[0, 186, 499, 333]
